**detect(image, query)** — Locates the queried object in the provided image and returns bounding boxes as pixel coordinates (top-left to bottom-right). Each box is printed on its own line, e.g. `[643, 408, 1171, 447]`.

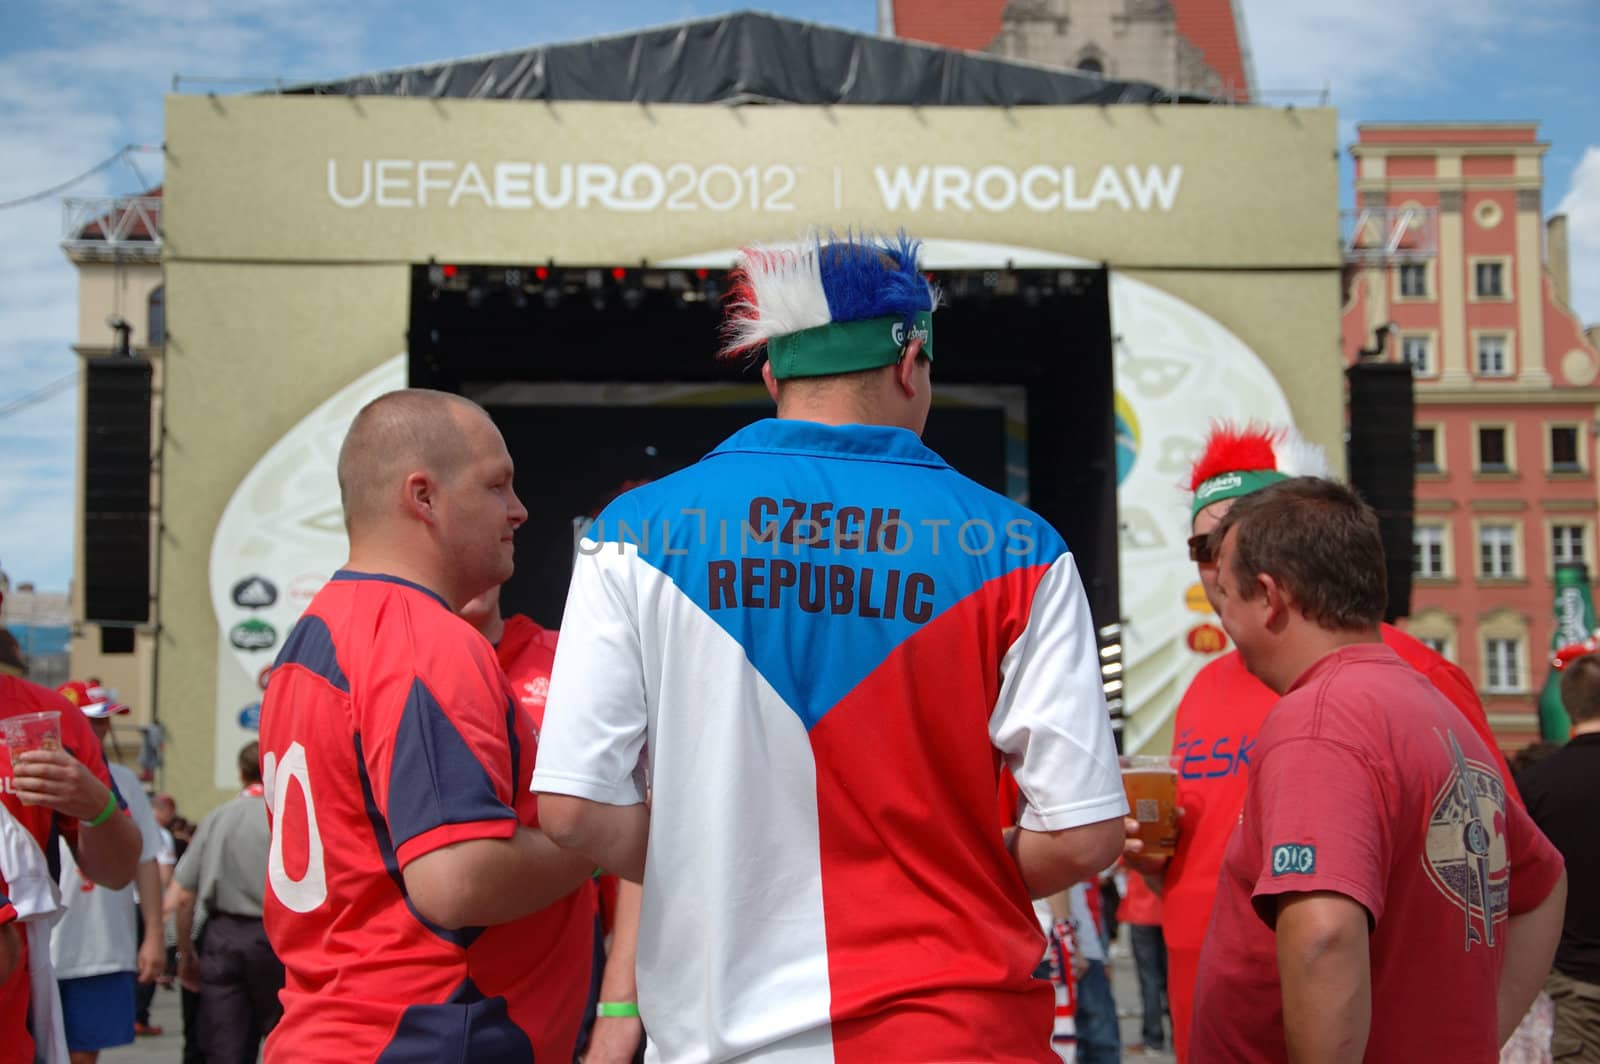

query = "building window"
[1476, 334, 1510, 377]
[1409, 608, 1460, 664]
[1474, 260, 1506, 298]
[1077, 57, 1103, 74]
[1550, 425, 1581, 472]
[1478, 426, 1509, 472]
[1552, 524, 1586, 567]
[1401, 334, 1434, 375]
[147, 286, 165, 347]
[1414, 525, 1447, 578]
[1416, 426, 1440, 472]
[1399, 263, 1429, 298]
[1484, 637, 1522, 693]
[100, 627, 134, 655]
[1479, 524, 1517, 578]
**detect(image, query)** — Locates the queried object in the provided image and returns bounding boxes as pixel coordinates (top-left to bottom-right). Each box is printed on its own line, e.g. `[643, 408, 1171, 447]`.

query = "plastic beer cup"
[1120, 754, 1180, 858]
[1, 710, 63, 758]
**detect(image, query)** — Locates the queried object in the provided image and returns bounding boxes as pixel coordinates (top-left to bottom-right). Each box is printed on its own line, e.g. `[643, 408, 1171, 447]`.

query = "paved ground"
[1106, 929, 1179, 1062]
[102, 926, 1178, 1063]
[100, 983, 182, 1064]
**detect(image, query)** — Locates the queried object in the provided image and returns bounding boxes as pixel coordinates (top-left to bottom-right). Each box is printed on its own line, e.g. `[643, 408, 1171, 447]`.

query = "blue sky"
[2, 0, 1597, 592]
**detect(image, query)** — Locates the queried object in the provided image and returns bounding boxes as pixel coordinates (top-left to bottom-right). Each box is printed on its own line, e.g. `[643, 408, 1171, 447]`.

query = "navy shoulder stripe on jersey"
[274, 615, 350, 694]
[386, 678, 516, 849]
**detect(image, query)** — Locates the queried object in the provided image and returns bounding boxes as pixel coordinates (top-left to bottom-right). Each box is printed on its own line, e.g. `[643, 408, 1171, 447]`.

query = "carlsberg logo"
[1197, 473, 1243, 500]
[891, 320, 930, 348]
[1557, 587, 1588, 642]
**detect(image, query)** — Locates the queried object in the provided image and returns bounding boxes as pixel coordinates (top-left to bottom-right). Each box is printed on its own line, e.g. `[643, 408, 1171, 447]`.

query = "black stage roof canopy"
[285, 10, 1212, 107]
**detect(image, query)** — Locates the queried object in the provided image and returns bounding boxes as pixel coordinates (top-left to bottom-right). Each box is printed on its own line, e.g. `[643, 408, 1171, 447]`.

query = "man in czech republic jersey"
[1187, 476, 1565, 1061]
[1130, 422, 1524, 1061]
[258, 390, 594, 1063]
[533, 232, 1127, 1063]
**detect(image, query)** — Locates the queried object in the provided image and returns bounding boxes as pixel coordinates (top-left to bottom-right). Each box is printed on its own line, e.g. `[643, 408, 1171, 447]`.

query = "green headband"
[767, 312, 933, 380]
[1191, 469, 1288, 519]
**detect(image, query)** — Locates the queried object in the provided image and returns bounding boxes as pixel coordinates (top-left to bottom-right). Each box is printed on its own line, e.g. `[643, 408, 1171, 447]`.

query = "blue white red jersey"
[258, 571, 590, 1063]
[533, 419, 1126, 1064]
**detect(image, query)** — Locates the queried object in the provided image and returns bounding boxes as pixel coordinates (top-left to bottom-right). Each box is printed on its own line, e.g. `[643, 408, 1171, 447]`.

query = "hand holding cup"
[1120, 754, 1181, 875]
[5, 713, 110, 821]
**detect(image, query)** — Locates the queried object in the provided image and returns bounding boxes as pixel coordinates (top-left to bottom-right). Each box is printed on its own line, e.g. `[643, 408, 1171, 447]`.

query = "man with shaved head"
[259, 388, 595, 1064]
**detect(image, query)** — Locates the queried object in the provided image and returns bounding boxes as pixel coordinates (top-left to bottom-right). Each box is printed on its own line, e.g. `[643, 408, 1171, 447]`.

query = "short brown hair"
[336, 389, 480, 533]
[238, 740, 262, 786]
[1209, 477, 1387, 631]
[1559, 653, 1600, 724]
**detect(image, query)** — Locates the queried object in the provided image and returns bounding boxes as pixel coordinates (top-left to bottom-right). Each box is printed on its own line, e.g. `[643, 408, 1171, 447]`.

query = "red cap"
[57, 680, 129, 717]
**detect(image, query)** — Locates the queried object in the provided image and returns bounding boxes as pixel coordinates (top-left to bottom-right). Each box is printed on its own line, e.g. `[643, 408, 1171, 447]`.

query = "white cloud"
[1558, 146, 1600, 328]
[0, 385, 77, 590]
[0, 1, 371, 591]
[1240, 0, 1565, 105]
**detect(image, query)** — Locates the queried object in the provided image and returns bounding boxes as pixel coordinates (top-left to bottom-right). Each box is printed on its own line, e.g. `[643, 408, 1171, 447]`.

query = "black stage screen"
[409, 263, 1116, 630]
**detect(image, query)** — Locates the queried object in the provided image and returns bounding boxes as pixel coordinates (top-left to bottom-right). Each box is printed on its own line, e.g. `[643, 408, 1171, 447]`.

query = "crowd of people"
[2, 230, 1596, 1063]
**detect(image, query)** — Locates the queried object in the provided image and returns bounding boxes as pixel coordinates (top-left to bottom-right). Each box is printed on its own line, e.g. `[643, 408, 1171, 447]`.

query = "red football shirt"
[1188, 644, 1564, 1062]
[259, 572, 591, 1063]
[1, 675, 119, 1064]
[1120, 868, 1161, 926]
[1161, 623, 1514, 1062]
[493, 614, 597, 991]
[496, 614, 560, 732]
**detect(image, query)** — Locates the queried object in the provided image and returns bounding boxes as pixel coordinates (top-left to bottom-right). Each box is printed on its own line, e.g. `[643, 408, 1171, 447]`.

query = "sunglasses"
[1187, 533, 1215, 565]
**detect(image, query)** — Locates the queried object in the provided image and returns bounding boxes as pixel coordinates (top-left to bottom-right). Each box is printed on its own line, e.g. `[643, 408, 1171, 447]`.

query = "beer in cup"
[0, 710, 63, 758]
[1120, 754, 1179, 859]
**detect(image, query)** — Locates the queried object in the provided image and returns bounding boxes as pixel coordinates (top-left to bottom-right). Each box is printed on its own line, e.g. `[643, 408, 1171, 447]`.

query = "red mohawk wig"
[1187, 423, 1281, 492]
[1188, 421, 1329, 519]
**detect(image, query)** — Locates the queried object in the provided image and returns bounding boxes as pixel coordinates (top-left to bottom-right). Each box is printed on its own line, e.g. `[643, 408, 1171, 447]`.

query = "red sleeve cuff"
[1251, 871, 1385, 931]
[394, 817, 518, 867]
[0, 901, 16, 927]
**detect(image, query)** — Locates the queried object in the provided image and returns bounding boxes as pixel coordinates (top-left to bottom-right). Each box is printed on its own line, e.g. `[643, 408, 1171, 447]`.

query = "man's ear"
[894, 338, 924, 397]
[761, 360, 780, 403]
[1259, 572, 1292, 631]
[403, 471, 437, 525]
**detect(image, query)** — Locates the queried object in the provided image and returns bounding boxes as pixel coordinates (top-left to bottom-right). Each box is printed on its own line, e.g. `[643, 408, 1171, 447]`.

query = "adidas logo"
[232, 577, 278, 608]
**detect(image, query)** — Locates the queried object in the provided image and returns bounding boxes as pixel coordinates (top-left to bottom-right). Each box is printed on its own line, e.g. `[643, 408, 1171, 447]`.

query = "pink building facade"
[1343, 123, 1600, 748]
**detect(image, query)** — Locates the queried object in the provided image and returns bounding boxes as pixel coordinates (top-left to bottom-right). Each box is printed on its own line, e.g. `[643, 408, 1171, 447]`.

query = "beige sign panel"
[165, 96, 1338, 270]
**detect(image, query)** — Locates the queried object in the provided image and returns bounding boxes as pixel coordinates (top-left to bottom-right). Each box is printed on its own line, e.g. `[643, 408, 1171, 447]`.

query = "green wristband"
[596, 1001, 639, 1018]
[84, 792, 118, 828]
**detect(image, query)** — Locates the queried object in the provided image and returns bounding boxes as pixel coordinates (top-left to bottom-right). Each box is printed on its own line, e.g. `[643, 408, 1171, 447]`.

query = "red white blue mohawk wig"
[1188, 421, 1329, 520]
[720, 231, 939, 379]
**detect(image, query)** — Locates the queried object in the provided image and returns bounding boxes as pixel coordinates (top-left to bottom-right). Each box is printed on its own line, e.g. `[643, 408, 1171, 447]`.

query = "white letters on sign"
[871, 164, 1183, 213]
[325, 159, 1183, 213]
[327, 160, 801, 213]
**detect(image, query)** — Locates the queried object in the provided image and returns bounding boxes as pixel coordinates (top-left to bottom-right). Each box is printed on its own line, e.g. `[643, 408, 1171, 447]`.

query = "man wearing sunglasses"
[1128, 421, 1515, 1062]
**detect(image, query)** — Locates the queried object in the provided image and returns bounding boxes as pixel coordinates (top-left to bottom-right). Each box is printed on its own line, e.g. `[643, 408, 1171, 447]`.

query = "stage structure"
[152, 13, 1343, 804]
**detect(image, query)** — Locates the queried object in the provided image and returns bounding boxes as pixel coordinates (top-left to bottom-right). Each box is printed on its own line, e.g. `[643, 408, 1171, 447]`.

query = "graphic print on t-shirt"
[1423, 728, 1510, 950]
[518, 676, 549, 710]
